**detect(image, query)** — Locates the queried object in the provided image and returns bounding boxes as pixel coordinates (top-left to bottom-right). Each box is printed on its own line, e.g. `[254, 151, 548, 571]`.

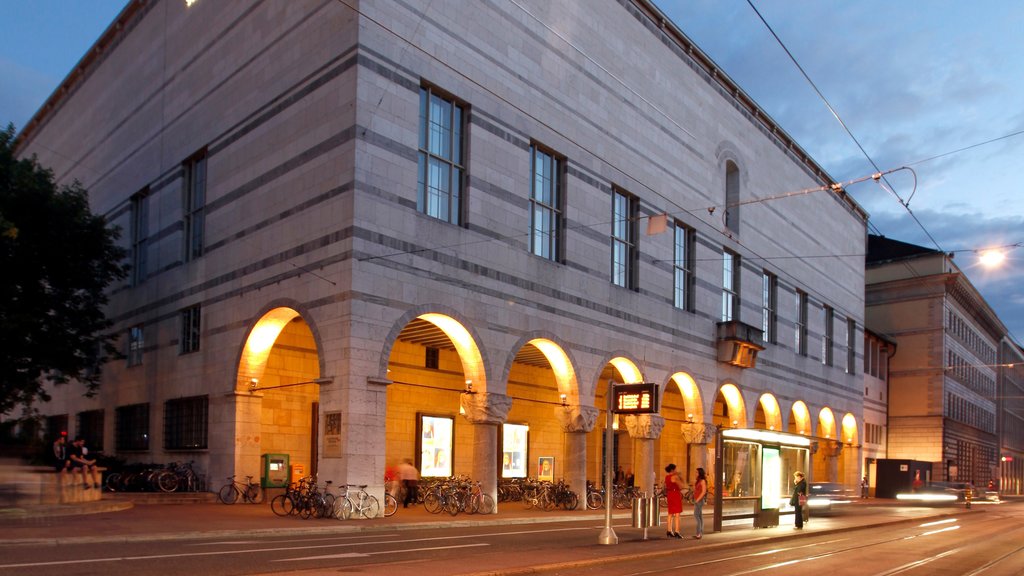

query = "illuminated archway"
[235, 306, 320, 479]
[790, 401, 811, 435]
[818, 407, 837, 439]
[527, 338, 578, 401]
[238, 307, 301, 389]
[714, 383, 747, 429]
[670, 372, 703, 420]
[419, 313, 487, 392]
[756, 394, 783, 431]
[841, 413, 859, 445]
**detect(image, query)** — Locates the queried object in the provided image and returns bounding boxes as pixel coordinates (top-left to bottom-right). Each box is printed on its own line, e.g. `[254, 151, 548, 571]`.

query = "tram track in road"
[594, 512, 1024, 576]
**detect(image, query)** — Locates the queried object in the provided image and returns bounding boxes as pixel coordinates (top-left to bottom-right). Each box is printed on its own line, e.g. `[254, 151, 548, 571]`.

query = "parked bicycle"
[334, 484, 380, 519]
[218, 475, 264, 504]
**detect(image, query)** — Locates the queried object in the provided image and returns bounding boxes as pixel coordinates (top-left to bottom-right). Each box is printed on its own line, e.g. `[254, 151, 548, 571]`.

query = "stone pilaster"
[460, 392, 512, 513]
[625, 414, 665, 494]
[556, 405, 599, 504]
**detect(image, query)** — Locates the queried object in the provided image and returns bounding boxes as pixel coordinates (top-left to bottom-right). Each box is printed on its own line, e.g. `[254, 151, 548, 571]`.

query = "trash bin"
[261, 453, 289, 488]
[631, 496, 661, 528]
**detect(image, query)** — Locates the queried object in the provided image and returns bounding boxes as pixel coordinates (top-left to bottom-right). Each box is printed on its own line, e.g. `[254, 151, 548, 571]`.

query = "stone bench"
[1, 466, 106, 505]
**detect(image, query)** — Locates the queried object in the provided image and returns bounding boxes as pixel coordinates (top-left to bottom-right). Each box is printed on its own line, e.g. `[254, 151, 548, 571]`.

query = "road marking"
[276, 542, 489, 562]
[0, 526, 583, 569]
[190, 533, 401, 546]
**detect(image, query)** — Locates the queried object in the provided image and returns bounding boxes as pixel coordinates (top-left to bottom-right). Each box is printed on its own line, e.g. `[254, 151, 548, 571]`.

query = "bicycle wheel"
[445, 493, 461, 516]
[271, 494, 294, 516]
[104, 472, 122, 493]
[333, 496, 353, 520]
[244, 483, 264, 504]
[218, 484, 239, 504]
[360, 495, 380, 518]
[476, 493, 495, 515]
[423, 492, 442, 514]
[383, 493, 398, 517]
[562, 491, 579, 511]
[587, 491, 603, 509]
[156, 471, 179, 493]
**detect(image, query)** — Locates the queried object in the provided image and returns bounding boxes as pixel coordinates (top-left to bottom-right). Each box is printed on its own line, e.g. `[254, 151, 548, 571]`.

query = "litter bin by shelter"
[261, 453, 289, 488]
[631, 495, 660, 540]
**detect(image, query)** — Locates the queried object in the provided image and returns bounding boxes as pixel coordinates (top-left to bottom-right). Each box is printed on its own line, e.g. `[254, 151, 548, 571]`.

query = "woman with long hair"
[692, 467, 707, 539]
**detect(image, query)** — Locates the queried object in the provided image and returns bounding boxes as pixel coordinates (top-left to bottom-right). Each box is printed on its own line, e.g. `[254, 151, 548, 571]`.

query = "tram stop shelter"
[713, 428, 811, 531]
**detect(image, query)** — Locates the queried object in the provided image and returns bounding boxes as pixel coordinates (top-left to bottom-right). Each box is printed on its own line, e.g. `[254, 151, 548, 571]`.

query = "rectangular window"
[673, 222, 695, 310]
[822, 305, 834, 366]
[846, 318, 856, 374]
[418, 86, 465, 225]
[183, 152, 206, 261]
[180, 305, 201, 354]
[721, 249, 740, 321]
[425, 346, 440, 370]
[164, 395, 208, 450]
[529, 144, 563, 261]
[127, 325, 144, 367]
[131, 189, 149, 284]
[795, 290, 808, 356]
[761, 271, 777, 343]
[115, 403, 150, 451]
[610, 189, 637, 289]
[75, 409, 104, 452]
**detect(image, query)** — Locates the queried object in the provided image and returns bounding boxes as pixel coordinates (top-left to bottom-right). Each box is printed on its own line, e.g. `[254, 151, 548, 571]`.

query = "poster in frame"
[417, 413, 454, 477]
[501, 423, 529, 478]
[538, 456, 554, 482]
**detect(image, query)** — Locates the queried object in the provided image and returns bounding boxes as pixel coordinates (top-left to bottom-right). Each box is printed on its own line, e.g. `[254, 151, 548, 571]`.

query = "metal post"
[598, 383, 618, 545]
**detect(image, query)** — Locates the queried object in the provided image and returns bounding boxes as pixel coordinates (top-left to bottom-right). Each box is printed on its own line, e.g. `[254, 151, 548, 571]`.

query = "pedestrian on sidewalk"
[692, 467, 707, 539]
[52, 434, 70, 478]
[663, 463, 685, 539]
[396, 458, 419, 508]
[790, 471, 807, 530]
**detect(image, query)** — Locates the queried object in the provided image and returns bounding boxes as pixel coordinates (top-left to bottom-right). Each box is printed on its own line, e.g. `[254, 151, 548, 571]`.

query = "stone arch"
[841, 413, 859, 445]
[501, 332, 582, 403]
[755, 393, 783, 431]
[818, 407, 837, 439]
[789, 401, 812, 436]
[235, 300, 325, 391]
[714, 382, 747, 429]
[377, 305, 491, 392]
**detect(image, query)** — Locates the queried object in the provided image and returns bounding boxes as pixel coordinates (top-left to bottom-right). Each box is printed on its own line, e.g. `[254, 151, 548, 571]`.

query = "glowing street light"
[979, 249, 1006, 268]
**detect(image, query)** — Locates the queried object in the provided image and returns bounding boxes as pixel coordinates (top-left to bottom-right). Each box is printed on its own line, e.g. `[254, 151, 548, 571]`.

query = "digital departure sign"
[612, 382, 659, 414]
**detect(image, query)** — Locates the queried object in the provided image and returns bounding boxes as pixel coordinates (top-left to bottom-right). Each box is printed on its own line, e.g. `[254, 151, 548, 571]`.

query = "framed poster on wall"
[417, 414, 454, 477]
[501, 423, 529, 478]
[538, 456, 554, 482]
[323, 411, 342, 458]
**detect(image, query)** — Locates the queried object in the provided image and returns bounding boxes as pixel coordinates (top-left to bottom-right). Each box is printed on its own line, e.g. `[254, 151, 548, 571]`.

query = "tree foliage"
[0, 124, 128, 415]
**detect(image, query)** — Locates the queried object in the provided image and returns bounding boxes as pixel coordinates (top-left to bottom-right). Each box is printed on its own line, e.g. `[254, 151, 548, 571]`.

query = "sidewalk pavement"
[0, 494, 1015, 575]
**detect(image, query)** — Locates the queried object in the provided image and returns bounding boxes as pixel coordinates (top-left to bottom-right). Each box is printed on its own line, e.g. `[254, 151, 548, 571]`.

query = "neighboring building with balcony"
[16, 0, 868, 505]
[866, 235, 1006, 488]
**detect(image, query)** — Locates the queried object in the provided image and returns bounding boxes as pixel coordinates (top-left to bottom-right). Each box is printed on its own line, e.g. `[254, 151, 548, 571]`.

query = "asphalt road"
[553, 505, 1024, 576]
[0, 501, 1016, 576]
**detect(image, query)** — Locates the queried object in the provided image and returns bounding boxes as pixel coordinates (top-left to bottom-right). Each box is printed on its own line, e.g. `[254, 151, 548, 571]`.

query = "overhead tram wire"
[744, 0, 945, 253]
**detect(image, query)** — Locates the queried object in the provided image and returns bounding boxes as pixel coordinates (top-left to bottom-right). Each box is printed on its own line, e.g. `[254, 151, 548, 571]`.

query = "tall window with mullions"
[164, 395, 208, 450]
[116, 403, 150, 452]
[418, 86, 465, 225]
[673, 222, 695, 310]
[611, 189, 637, 289]
[529, 144, 564, 261]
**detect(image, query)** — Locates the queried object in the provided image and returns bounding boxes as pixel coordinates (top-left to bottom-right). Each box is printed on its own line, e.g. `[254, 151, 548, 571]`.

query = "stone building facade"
[866, 235, 1004, 488]
[18, 0, 868, 506]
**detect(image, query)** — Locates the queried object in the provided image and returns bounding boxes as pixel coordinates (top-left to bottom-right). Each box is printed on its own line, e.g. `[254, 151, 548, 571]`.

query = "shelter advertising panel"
[501, 423, 528, 478]
[418, 414, 453, 477]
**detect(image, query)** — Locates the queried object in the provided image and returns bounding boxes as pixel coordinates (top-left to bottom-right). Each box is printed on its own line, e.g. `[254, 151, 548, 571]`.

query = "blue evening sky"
[1, 1, 1021, 341]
